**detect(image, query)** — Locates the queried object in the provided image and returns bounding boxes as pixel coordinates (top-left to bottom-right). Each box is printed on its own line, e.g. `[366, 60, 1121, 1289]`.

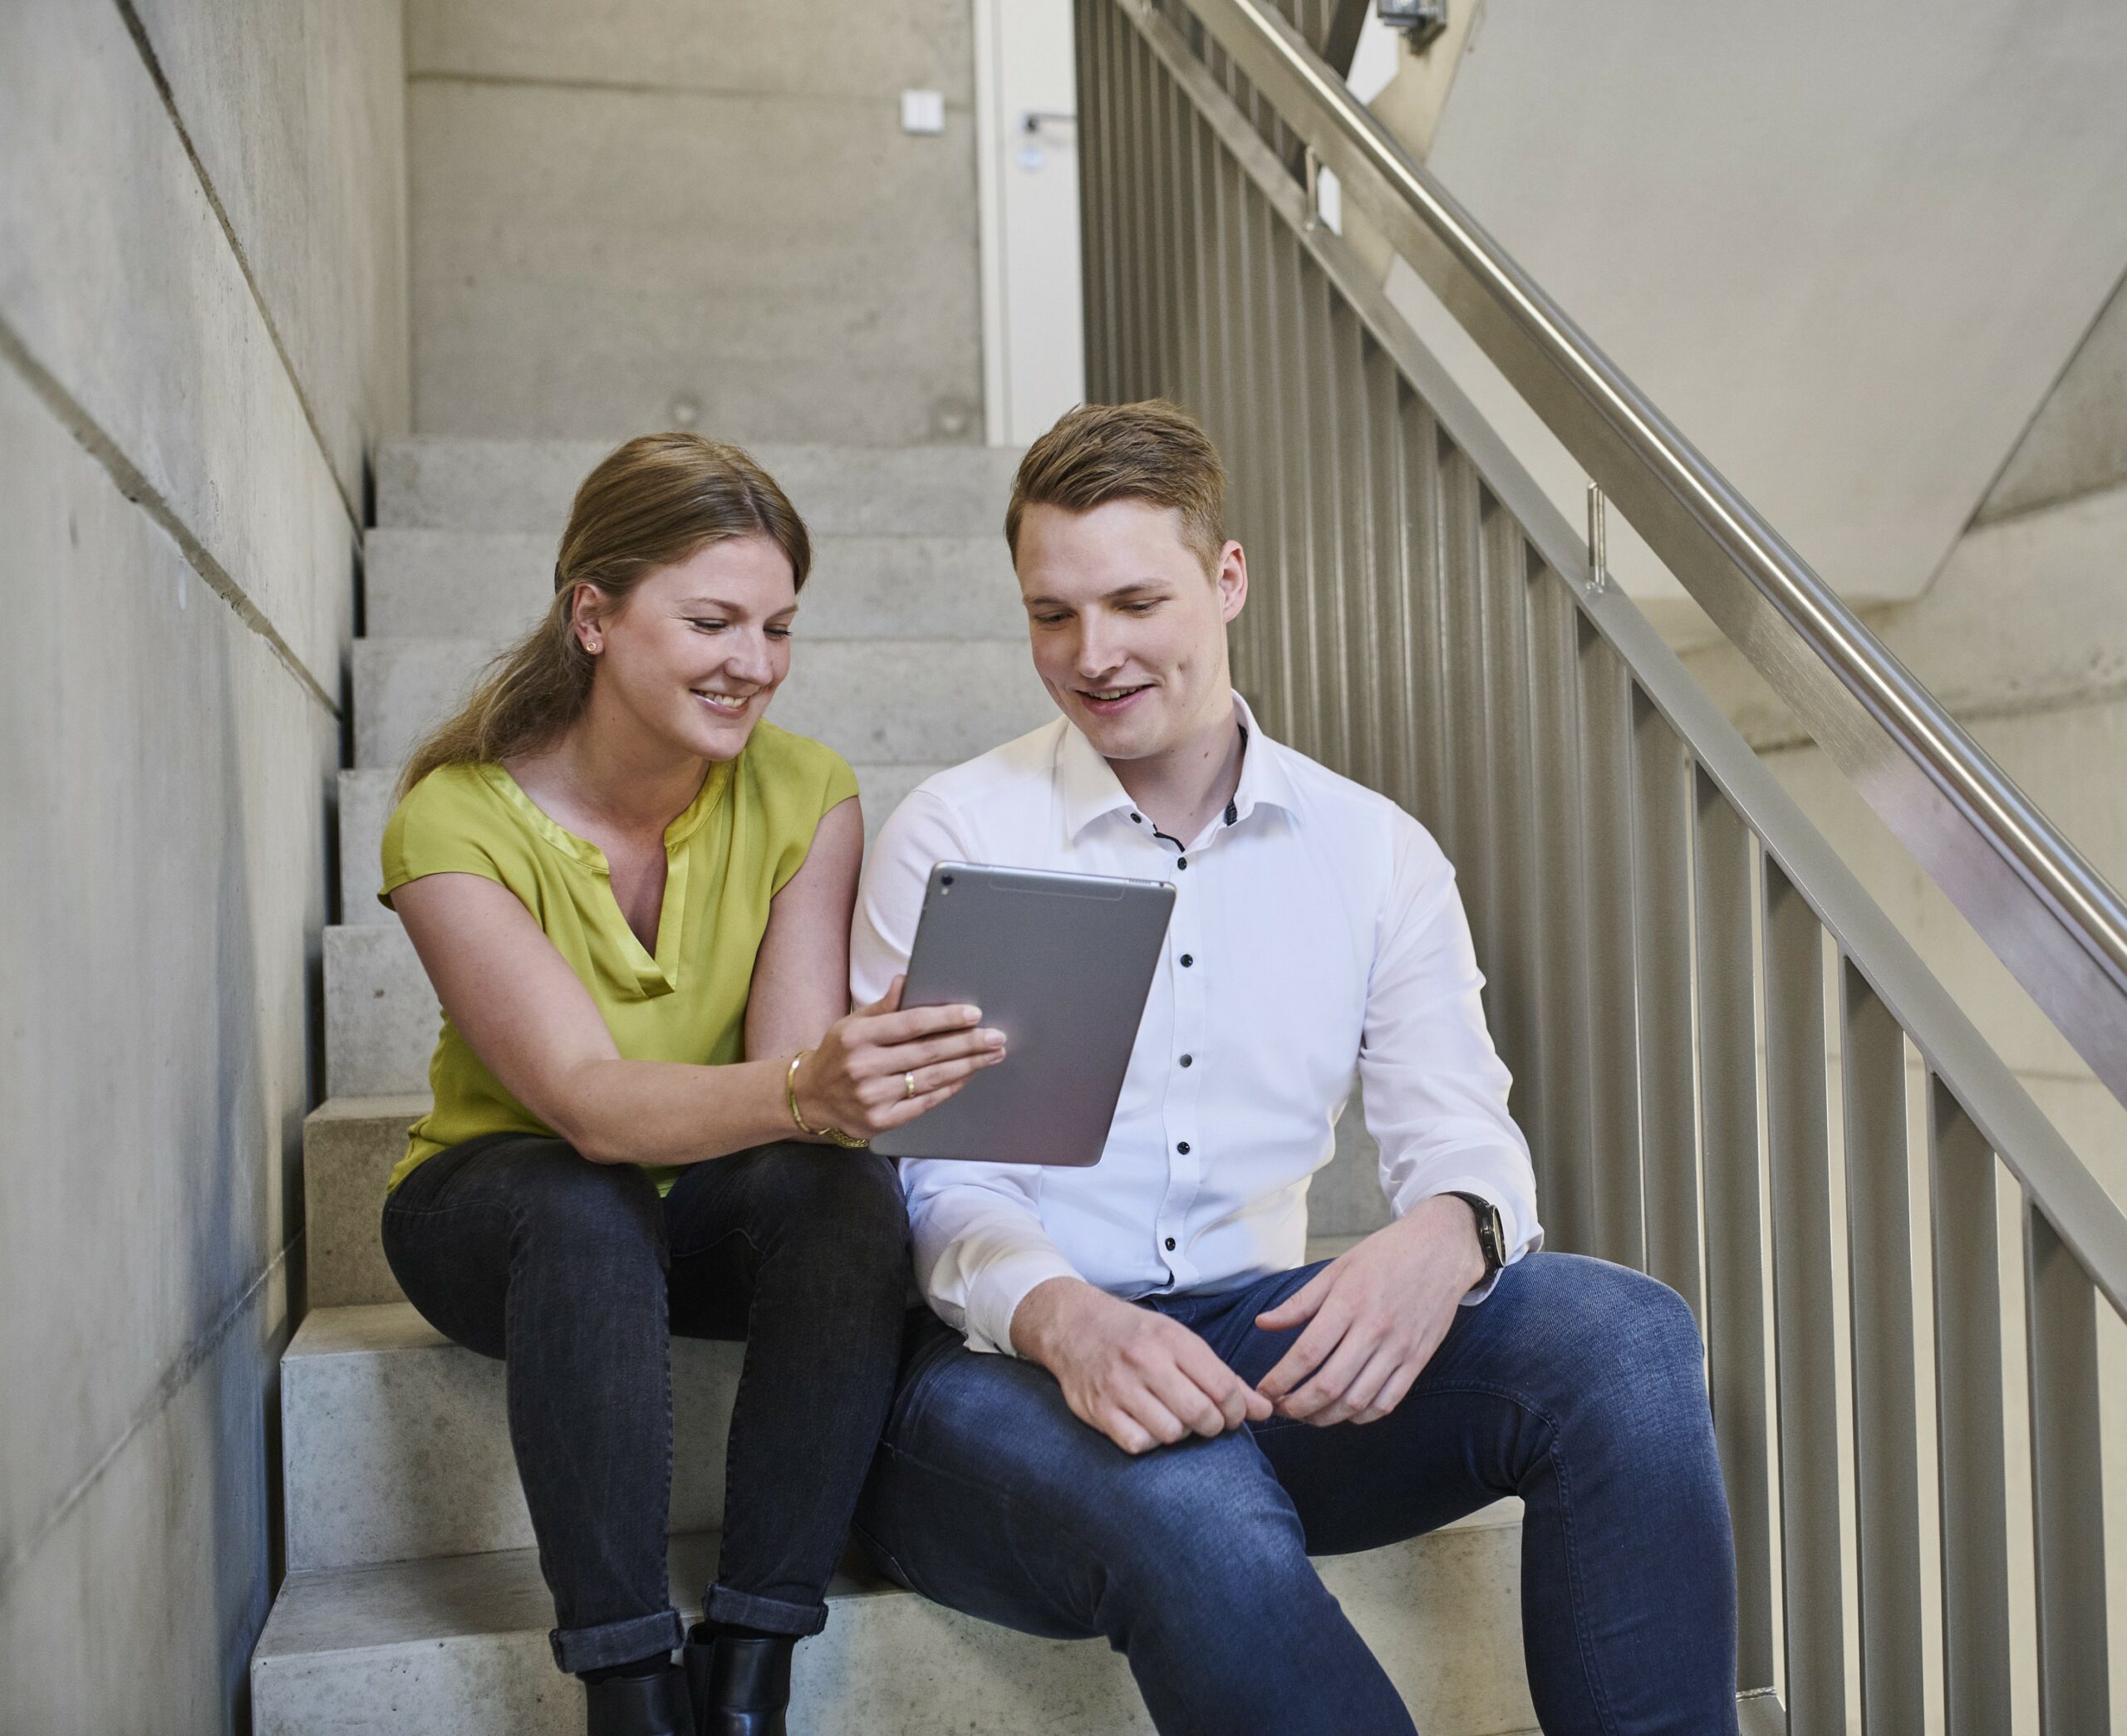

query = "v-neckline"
[482, 759, 734, 996]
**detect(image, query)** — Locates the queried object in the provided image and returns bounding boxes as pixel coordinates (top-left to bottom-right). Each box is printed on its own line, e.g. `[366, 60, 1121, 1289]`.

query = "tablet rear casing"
[870, 861, 1175, 1166]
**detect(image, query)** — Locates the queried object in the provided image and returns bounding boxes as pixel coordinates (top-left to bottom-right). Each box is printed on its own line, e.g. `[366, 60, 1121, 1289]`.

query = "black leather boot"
[683, 1622, 793, 1736]
[584, 1661, 693, 1736]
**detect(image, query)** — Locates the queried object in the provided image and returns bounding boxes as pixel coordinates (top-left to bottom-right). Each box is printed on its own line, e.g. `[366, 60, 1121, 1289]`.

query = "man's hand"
[1012, 1277, 1273, 1454]
[1253, 1194, 1487, 1427]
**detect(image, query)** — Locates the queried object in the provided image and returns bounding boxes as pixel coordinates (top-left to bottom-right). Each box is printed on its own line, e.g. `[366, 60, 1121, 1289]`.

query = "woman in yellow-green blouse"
[378, 435, 1004, 1736]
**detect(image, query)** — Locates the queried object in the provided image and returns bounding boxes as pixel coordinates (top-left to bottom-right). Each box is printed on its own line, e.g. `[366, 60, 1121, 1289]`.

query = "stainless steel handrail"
[1158, 0, 2127, 1111]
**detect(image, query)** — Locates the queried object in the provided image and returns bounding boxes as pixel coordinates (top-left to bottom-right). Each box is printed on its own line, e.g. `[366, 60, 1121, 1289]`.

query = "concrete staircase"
[250, 436, 1540, 1734]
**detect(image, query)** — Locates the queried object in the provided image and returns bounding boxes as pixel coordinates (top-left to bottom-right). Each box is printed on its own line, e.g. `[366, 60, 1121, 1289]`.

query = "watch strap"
[1447, 1191, 1506, 1277]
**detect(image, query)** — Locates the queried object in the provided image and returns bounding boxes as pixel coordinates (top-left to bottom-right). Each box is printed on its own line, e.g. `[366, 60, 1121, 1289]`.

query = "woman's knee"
[751, 1143, 909, 1254]
[508, 1145, 668, 1273]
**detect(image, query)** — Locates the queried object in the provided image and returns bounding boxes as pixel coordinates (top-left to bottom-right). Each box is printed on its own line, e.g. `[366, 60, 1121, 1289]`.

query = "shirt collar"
[1055, 690, 1302, 843]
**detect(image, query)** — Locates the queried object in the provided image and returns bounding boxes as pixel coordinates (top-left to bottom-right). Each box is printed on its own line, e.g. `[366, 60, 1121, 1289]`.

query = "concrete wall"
[0, 1, 406, 1729]
[405, 0, 985, 447]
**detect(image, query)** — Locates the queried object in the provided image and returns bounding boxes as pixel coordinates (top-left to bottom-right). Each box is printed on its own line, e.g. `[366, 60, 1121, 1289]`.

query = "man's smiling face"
[1014, 497, 1246, 762]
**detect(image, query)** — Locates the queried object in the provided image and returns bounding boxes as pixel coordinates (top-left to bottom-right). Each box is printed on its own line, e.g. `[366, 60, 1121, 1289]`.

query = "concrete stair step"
[282, 1303, 741, 1571]
[324, 924, 435, 1098]
[303, 1096, 430, 1307]
[351, 635, 1051, 772]
[253, 1517, 1536, 1736]
[337, 762, 946, 925]
[287, 1237, 1381, 1571]
[376, 437, 1026, 538]
[366, 528, 1028, 642]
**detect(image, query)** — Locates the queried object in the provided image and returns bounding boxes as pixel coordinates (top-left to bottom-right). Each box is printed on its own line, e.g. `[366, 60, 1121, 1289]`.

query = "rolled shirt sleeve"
[1361, 814, 1544, 1302]
[851, 787, 1085, 1355]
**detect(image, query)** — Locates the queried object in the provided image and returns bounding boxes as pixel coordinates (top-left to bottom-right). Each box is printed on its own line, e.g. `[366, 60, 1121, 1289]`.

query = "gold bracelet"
[785, 1051, 868, 1149]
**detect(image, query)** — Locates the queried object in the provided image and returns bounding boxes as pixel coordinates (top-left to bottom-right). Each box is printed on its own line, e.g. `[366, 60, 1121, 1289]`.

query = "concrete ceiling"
[1391, 0, 2127, 609]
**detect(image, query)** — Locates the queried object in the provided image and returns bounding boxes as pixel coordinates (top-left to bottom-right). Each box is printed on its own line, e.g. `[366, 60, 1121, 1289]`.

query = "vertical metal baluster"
[1244, 167, 1286, 728]
[1523, 560, 1591, 1254]
[1173, 96, 1208, 421]
[1266, 213, 1309, 742]
[1074, 1, 1111, 401]
[1434, 444, 1488, 1003]
[1240, 169, 1278, 710]
[1210, 135, 1250, 689]
[1404, 409, 1452, 846]
[1108, 7, 1138, 398]
[1149, 45, 1181, 400]
[1578, 622, 1646, 1270]
[2024, 1198, 2110, 1730]
[1762, 859, 1847, 1733]
[1633, 694, 1702, 1322]
[1928, 1077, 2012, 1736]
[1310, 282, 1359, 776]
[1122, 18, 1152, 397]
[1840, 960, 1924, 1730]
[1695, 777, 1776, 1690]
[1361, 337, 1402, 807]
[1281, 241, 1324, 758]
[1488, 528, 1552, 1218]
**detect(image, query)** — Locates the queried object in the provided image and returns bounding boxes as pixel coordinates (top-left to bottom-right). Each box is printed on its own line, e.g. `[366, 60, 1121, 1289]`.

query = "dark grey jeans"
[380, 1133, 910, 1674]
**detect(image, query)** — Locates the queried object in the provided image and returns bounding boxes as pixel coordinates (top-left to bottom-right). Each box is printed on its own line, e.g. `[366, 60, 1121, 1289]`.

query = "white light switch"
[901, 89, 946, 135]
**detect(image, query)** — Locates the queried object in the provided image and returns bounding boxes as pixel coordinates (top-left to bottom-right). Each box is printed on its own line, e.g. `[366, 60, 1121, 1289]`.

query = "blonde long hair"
[396, 434, 812, 798]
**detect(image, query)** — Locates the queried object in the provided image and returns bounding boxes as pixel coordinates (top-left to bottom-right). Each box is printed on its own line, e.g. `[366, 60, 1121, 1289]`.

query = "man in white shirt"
[848, 403, 1739, 1734]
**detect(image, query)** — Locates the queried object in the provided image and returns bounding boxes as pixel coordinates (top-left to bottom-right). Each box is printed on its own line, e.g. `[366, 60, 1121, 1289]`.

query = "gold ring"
[904, 1071, 918, 1100]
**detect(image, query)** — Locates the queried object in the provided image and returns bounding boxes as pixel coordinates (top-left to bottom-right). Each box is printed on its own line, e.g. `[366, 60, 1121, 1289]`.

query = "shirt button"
[1130, 812, 1142, 823]
[1176, 857, 1188, 869]
[1176, 1140, 1191, 1154]
[1180, 954, 1193, 967]
[1165, 1237, 1176, 1251]
[1180, 1054, 1193, 1067]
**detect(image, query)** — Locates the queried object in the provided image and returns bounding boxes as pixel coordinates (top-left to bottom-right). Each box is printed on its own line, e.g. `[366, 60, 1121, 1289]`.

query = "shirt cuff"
[1399, 1178, 1537, 1308]
[960, 1246, 1086, 1358]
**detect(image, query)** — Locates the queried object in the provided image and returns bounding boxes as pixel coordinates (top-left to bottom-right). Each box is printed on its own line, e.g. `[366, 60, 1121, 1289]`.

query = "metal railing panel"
[1113, 0, 2127, 1318]
[1838, 961, 1926, 1731]
[1089, 7, 2127, 1716]
[1762, 861, 1849, 1731]
[1632, 696, 1703, 1326]
[1693, 777, 1779, 1691]
[2023, 1199, 2110, 1730]
[1928, 1080, 2013, 1736]
[1162, 0, 2127, 1116]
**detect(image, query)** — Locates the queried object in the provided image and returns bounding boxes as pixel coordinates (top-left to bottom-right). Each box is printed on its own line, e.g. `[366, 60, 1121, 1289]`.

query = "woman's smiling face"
[576, 532, 798, 761]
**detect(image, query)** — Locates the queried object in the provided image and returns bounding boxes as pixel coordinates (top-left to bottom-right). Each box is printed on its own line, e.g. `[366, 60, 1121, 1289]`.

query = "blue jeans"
[853, 1252, 1737, 1734]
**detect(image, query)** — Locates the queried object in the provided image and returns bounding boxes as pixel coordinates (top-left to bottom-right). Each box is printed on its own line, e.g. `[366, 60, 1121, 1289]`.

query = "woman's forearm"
[550, 1054, 808, 1167]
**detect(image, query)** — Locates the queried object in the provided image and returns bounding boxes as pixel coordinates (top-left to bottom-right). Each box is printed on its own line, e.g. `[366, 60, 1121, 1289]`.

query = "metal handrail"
[1156, 0, 2127, 1112]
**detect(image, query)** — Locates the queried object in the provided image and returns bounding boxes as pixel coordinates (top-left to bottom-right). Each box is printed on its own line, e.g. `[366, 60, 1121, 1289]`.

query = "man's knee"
[1511, 1255, 1711, 1464]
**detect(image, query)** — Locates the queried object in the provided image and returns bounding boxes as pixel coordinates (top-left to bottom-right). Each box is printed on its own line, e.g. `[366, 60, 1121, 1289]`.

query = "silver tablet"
[870, 861, 1176, 1167]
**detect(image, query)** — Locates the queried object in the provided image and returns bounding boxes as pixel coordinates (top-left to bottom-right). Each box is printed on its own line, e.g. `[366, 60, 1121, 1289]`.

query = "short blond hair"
[1005, 400, 1227, 573]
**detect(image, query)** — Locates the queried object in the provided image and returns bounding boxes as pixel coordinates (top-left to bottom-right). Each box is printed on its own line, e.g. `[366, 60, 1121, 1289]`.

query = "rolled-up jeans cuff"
[548, 1606, 685, 1675]
[705, 1582, 828, 1638]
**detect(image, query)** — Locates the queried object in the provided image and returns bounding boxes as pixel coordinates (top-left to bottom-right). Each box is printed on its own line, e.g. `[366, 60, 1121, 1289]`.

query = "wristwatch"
[1448, 1192, 1507, 1278]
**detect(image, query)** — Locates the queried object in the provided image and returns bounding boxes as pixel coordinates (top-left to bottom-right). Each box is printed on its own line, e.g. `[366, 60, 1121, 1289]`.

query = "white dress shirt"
[850, 693, 1543, 1356]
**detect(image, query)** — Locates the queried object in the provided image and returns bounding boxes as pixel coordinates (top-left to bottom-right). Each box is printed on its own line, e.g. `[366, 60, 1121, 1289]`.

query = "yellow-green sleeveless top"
[378, 722, 858, 1195]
